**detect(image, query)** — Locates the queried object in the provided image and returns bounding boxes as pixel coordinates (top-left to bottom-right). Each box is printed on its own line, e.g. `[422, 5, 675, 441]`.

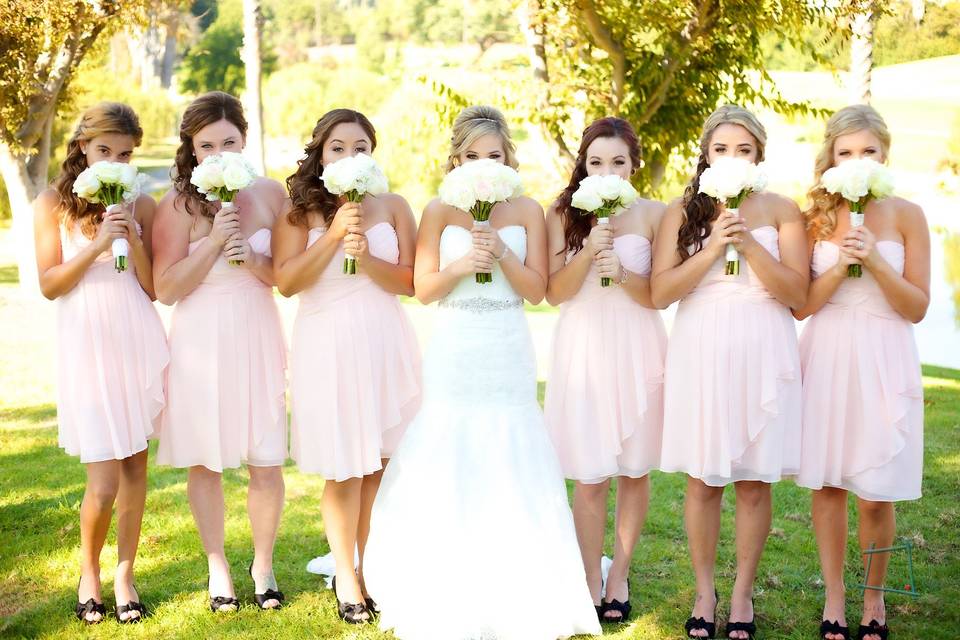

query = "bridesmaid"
[273, 109, 421, 623]
[793, 105, 929, 640]
[153, 91, 287, 612]
[651, 105, 808, 640]
[34, 102, 168, 624]
[544, 116, 666, 623]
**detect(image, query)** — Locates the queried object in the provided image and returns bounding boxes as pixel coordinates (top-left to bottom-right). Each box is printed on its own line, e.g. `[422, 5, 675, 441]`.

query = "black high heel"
[600, 577, 632, 623]
[332, 575, 370, 624]
[724, 596, 756, 639]
[821, 619, 851, 640]
[75, 578, 105, 625]
[114, 585, 146, 624]
[248, 563, 284, 610]
[856, 619, 889, 640]
[207, 576, 239, 613]
[684, 588, 719, 638]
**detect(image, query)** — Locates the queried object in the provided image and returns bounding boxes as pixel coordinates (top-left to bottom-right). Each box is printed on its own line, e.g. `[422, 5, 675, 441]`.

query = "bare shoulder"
[888, 196, 926, 229]
[752, 191, 801, 224]
[663, 196, 685, 222]
[253, 176, 287, 202]
[625, 197, 666, 222]
[381, 192, 413, 214]
[420, 197, 452, 228]
[34, 188, 60, 217]
[514, 195, 545, 216]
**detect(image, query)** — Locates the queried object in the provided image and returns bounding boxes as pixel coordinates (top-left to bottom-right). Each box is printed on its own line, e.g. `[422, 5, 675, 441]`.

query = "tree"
[0, 0, 146, 290]
[242, 0, 266, 174]
[525, 0, 861, 195]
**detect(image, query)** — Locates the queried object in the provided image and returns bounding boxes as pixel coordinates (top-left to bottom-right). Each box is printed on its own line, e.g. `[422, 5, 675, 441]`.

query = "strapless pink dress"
[797, 240, 923, 501]
[289, 222, 421, 480]
[55, 223, 169, 462]
[156, 229, 287, 471]
[545, 234, 666, 483]
[660, 226, 802, 486]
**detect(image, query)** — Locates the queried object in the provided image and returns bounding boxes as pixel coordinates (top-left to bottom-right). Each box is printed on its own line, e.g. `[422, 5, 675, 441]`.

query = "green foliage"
[532, 0, 849, 195]
[179, 0, 277, 95]
[875, 1, 960, 66]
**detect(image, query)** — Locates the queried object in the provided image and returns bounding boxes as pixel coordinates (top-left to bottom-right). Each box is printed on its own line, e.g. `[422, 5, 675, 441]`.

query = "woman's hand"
[329, 201, 362, 240]
[209, 204, 241, 248]
[471, 224, 506, 260]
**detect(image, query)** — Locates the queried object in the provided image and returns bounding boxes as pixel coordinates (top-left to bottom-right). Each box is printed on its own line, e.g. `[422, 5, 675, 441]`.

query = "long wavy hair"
[172, 91, 248, 219]
[285, 109, 377, 227]
[445, 105, 518, 173]
[554, 117, 640, 255]
[677, 105, 767, 261]
[51, 102, 143, 238]
[804, 104, 891, 241]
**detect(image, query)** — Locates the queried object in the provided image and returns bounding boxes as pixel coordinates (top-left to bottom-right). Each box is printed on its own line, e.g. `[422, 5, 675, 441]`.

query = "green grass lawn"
[1, 366, 958, 639]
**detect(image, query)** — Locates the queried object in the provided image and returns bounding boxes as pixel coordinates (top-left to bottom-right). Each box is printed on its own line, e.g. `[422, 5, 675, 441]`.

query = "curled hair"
[285, 109, 377, 227]
[805, 104, 891, 241]
[51, 102, 143, 237]
[677, 105, 767, 261]
[554, 117, 640, 255]
[445, 105, 518, 173]
[172, 91, 248, 219]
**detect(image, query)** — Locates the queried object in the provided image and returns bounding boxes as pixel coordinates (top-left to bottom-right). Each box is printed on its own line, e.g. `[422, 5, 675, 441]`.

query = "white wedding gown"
[363, 225, 601, 640]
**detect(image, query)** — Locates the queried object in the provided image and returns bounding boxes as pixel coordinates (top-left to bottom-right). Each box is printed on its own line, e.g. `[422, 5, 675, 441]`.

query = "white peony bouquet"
[73, 161, 143, 272]
[571, 174, 638, 287]
[438, 159, 523, 284]
[698, 157, 767, 276]
[820, 158, 895, 277]
[321, 153, 389, 274]
[190, 152, 257, 265]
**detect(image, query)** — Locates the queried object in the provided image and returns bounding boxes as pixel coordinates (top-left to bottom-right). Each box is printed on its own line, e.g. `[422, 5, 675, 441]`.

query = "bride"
[362, 106, 601, 640]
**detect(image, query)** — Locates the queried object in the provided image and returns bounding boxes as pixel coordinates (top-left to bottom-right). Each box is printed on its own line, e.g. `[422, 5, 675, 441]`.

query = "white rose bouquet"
[570, 174, 638, 287]
[438, 159, 523, 284]
[697, 157, 767, 276]
[321, 153, 389, 274]
[820, 158, 895, 277]
[190, 152, 257, 265]
[73, 161, 143, 272]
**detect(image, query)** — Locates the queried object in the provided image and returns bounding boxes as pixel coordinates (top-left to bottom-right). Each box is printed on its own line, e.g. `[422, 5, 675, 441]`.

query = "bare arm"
[413, 200, 491, 305]
[736, 195, 809, 309]
[34, 190, 116, 300]
[152, 193, 235, 305]
[130, 195, 157, 299]
[650, 200, 739, 308]
[273, 200, 360, 297]
[354, 194, 417, 297]
[616, 201, 665, 309]
[544, 203, 595, 306]
[490, 198, 548, 304]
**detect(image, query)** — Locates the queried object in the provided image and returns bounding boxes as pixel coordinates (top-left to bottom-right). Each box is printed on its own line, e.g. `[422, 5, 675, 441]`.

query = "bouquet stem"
[474, 210, 494, 284]
[221, 201, 244, 266]
[848, 208, 865, 278]
[598, 216, 611, 287]
[343, 191, 363, 275]
[724, 206, 740, 276]
[105, 203, 129, 273]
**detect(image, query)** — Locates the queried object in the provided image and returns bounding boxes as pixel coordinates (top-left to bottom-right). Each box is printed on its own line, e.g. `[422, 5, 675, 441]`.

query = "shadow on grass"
[0, 403, 56, 424]
[0, 264, 19, 285]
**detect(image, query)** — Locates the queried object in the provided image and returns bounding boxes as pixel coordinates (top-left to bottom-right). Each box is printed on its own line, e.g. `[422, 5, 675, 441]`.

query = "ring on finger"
[858, 240, 864, 249]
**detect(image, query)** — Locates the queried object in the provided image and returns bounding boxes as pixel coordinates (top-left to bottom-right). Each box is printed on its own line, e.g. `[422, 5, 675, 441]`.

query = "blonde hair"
[445, 105, 518, 172]
[805, 104, 891, 240]
[51, 102, 143, 237]
[678, 104, 767, 259]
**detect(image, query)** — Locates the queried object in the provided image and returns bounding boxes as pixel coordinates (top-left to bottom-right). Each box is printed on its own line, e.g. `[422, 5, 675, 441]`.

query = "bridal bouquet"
[820, 158, 895, 277]
[698, 157, 767, 275]
[438, 159, 523, 284]
[73, 161, 143, 272]
[321, 153, 389, 274]
[191, 152, 257, 265]
[571, 174, 638, 287]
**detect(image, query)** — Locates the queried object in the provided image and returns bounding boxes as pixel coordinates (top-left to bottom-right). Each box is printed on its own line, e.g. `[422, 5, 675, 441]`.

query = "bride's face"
[458, 134, 506, 165]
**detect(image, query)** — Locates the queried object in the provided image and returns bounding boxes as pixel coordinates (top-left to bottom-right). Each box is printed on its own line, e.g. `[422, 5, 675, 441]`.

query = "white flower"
[571, 185, 603, 211]
[821, 158, 892, 203]
[72, 168, 102, 201]
[698, 157, 762, 202]
[438, 159, 523, 212]
[870, 163, 895, 199]
[321, 153, 389, 198]
[190, 152, 257, 201]
[570, 174, 636, 214]
[94, 161, 123, 184]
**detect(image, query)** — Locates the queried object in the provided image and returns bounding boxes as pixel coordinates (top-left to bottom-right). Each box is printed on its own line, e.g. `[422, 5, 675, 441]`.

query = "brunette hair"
[804, 104, 891, 241]
[285, 109, 377, 227]
[553, 117, 640, 254]
[172, 91, 248, 218]
[51, 102, 142, 237]
[677, 105, 766, 261]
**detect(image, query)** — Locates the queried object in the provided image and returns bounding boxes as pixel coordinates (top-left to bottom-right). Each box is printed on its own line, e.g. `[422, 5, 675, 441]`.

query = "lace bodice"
[438, 225, 528, 308]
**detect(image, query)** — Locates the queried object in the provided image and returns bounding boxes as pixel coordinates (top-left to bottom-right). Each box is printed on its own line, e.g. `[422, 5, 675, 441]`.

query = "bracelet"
[495, 244, 510, 261]
[616, 268, 628, 285]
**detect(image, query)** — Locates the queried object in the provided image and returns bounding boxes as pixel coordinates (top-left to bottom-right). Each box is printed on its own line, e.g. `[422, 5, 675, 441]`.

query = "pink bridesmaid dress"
[156, 229, 287, 472]
[545, 234, 666, 483]
[660, 226, 802, 485]
[56, 221, 169, 462]
[289, 222, 421, 480]
[797, 240, 922, 501]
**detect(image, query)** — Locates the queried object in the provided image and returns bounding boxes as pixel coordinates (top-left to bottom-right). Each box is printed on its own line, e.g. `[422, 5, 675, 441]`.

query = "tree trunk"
[242, 0, 266, 175]
[160, 10, 179, 89]
[850, 8, 874, 104]
[1, 128, 52, 295]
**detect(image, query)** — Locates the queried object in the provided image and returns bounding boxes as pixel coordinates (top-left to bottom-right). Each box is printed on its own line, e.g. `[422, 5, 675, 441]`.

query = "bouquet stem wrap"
[106, 203, 128, 273]
[597, 216, 612, 287]
[222, 201, 243, 266]
[343, 191, 364, 275]
[724, 206, 741, 276]
[848, 209, 865, 278]
[473, 205, 494, 284]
